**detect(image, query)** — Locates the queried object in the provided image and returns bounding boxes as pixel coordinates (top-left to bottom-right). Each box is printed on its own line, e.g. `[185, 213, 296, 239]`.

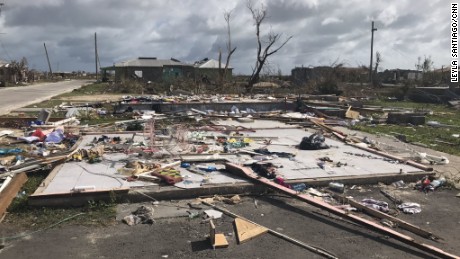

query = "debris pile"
[0, 92, 459, 257]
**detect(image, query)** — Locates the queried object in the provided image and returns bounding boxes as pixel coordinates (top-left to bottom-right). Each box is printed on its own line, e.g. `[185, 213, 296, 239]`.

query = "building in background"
[110, 57, 194, 83]
[194, 58, 232, 83]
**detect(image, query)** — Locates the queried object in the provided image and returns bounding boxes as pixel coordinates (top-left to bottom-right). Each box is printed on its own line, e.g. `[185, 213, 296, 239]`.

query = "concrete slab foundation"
[29, 120, 431, 206]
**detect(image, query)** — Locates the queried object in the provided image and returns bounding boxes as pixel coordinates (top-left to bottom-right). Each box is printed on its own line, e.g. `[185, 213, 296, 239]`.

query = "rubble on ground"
[1, 93, 459, 258]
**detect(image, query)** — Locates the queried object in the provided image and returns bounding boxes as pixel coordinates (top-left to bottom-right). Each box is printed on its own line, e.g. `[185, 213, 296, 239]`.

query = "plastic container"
[329, 182, 344, 193]
[181, 162, 191, 168]
[430, 177, 446, 189]
[291, 183, 307, 192]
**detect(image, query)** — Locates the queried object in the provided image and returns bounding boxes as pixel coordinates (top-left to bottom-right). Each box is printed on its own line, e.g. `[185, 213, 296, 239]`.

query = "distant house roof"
[196, 59, 232, 69]
[0, 60, 10, 68]
[114, 57, 192, 68]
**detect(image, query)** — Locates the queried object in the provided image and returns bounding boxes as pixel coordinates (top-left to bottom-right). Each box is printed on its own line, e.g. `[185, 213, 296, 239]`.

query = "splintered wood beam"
[202, 201, 338, 259]
[225, 163, 459, 259]
[327, 190, 442, 241]
[209, 219, 229, 249]
[0, 172, 28, 219]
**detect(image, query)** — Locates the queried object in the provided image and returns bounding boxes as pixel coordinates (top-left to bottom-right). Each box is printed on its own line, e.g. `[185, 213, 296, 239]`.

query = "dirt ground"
[0, 187, 459, 259]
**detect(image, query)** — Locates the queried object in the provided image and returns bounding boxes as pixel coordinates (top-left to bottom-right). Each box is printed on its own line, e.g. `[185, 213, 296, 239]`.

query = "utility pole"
[43, 42, 53, 79]
[369, 21, 377, 84]
[94, 32, 98, 81]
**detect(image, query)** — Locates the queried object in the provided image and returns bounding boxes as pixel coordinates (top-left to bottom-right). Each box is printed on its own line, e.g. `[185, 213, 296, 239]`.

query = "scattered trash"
[187, 211, 200, 219]
[398, 202, 422, 214]
[335, 204, 357, 212]
[328, 182, 344, 193]
[45, 128, 65, 143]
[274, 176, 291, 188]
[298, 133, 329, 150]
[306, 188, 326, 197]
[123, 205, 155, 226]
[415, 176, 445, 192]
[222, 195, 241, 205]
[204, 209, 223, 219]
[0, 148, 23, 155]
[360, 199, 389, 213]
[291, 183, 307, 192]
[417, 152, 449, 165]
[430, 177, 446, 189]
[381, 219, 396, 228]
[392, 180, 406, 188]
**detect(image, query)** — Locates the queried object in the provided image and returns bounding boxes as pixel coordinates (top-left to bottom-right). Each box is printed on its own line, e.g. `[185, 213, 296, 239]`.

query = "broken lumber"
[0, 172, 28, 219]
[234, 218, 268, 244]
[202, 201, 338, 259]
[345, 106, 360, 119]
[209, 219, 229, 249]
[327, 190, 442, 241]
[225, 163, 459, 259]
[310, 119, 433, 171]
[347, 142, 433, 171]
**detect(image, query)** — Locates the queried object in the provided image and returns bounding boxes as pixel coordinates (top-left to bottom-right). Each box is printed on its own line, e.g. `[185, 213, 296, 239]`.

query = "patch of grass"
[59, 82, 110, 97]
[356, 100, 460, 156]
[5, 171, 117, 229]
[364, 100, 450, 113]
[25, 99, 65, 108]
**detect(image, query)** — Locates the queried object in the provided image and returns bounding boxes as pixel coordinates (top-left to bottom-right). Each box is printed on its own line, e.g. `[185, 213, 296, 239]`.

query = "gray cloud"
[0, 0, 452, 74]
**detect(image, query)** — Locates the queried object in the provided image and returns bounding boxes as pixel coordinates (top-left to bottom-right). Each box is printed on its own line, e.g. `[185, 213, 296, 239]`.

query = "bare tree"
[415, 55, 434, 85]
[246, 1, 293, 93]
[218, 10, 237, 88]
[10, 57, 28, 83]
[372, 51, 382, 86]
[415, 55, 433, 73]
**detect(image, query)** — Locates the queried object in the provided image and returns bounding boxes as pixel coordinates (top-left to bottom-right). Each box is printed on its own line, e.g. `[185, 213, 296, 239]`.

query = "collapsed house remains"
[1, 93, 459, 258]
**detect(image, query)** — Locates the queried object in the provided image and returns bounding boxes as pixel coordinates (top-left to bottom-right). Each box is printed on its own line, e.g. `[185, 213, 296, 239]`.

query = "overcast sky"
[0, 0, 453, 75]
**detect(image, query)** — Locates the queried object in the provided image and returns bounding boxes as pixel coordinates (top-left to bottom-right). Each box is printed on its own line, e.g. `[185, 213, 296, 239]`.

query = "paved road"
[0, 80, 90, 115]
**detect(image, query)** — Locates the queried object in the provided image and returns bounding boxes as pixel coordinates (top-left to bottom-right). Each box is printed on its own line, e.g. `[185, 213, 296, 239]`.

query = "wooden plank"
[327, 191, 442, 241]
[347, 142, 433, 171]
[209, 219, 216, 245]
[345, 106, 360, 119]
[225, 163, 459, 259]
[0, 155, 16, 165]
[234, 217, 268, 244]
[0, 172, 28, 218]
[214, 234, 229, 248]
[202, 201, 338, 259]
[209, 219, 228, 248]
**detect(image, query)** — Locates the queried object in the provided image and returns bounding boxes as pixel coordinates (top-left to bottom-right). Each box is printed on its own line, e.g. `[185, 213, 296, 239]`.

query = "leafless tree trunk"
[218, 10, 237, 89]
[246, 1, 292, 93]
[373, 51, 382, 86]
[10, 57, 28, 83]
